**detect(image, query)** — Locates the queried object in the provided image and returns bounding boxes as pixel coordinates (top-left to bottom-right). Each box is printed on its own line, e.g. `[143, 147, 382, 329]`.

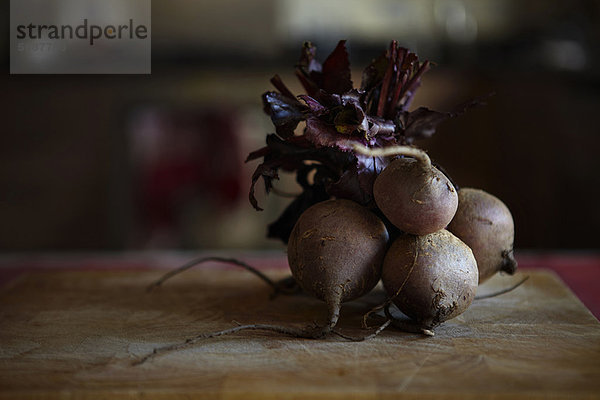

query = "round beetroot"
[352, 144, 458, 236]
[288, 199, 389, 303]
[288, 199, 389, 334]
[382, 230, 478, 329]
[447, 188, 517, 283]
[374, 157, 458, 235]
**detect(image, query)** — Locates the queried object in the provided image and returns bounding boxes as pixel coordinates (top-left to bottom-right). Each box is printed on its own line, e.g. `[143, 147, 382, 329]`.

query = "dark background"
[1, 0, 599, 251]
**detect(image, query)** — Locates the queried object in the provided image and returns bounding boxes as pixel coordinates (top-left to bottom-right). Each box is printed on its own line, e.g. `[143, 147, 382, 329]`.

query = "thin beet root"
[332, 319, 392, 342]
[362, 240, 419, 330]
[135, 297, 346, 365]
[135, 318, 391, 366]
[475, 276, 529, 300]
[384, 304, 434, 336]
[362, 302, 388, 329]
[133, 323, 325, 366]
[147, 256, 297, 297]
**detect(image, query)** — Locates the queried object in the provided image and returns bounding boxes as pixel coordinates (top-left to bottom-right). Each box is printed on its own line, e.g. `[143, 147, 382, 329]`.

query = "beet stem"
[352, 143, 432, 171]
[376, 40, 398, 117]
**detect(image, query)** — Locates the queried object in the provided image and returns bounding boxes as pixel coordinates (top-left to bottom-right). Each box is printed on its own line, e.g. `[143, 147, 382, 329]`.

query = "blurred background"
[1, 0, 599, 252]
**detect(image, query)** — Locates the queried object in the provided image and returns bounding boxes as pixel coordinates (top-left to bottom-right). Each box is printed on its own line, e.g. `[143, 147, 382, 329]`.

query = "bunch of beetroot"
[249, 40, 517, 334]
[135, 41, 520, 365]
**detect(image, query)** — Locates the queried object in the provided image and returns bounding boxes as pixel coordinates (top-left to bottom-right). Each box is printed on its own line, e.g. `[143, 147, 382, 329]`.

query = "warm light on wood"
[0, 269, 599, 398]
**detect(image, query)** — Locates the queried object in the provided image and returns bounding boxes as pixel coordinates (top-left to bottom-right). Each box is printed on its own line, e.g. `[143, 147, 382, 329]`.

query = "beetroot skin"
[374, 157, 458, 235]
[382, 230, 478, 329]
[288, 199, 389, 304]
[447, 188, 517, 283]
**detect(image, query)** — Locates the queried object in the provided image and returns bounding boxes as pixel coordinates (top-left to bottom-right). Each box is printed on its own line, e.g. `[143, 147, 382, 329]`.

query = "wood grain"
[0, 268, 599, 399]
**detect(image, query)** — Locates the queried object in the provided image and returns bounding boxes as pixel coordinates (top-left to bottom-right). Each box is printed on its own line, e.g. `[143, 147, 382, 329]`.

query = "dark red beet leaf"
[247, 40, 483, 243]
[321, 40, 353, 95]
[262, 92, 307, 139]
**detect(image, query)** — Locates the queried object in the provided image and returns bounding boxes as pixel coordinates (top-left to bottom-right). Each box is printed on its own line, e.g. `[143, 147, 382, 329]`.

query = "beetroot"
[447, 188, 517, 283]
[354, 144, 458, 235]
[382, 230, 478, 329]
[288, 199, 389, 336]
[136, 41, 523, 365]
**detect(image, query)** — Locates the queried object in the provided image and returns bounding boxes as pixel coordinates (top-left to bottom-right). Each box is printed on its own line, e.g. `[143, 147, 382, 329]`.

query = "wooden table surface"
[1, 264, 599, 399]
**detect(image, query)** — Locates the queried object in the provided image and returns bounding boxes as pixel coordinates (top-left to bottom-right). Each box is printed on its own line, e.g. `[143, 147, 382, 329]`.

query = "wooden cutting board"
[0, 268, 599, 399]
